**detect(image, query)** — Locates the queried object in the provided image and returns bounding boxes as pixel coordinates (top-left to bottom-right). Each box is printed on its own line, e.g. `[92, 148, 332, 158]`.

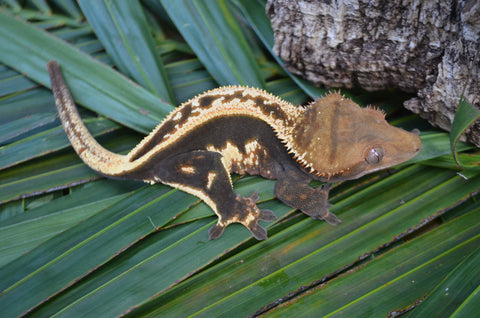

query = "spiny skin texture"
[47, 60, 421, 240]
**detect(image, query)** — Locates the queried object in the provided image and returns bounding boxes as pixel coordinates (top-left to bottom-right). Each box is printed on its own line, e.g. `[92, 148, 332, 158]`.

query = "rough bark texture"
[266, 0, 480, 146]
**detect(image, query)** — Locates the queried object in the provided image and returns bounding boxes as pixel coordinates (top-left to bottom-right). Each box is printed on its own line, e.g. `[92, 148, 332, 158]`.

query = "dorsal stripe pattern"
[126, 86, 302, 171]
[48, 62, 305, 178]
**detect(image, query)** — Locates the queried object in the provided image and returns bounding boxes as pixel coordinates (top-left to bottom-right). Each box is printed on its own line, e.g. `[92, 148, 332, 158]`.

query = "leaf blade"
[0, 10, 173, 133]
[161, 0, 265, 87]
[78, 0, 175, 102]
[450, 98, 480, 167]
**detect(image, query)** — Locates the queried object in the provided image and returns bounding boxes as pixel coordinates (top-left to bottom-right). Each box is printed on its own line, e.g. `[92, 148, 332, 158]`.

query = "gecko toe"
[247, 191, 260, 202]
[247, 222, 268, 240]
[258, 209, 277, 222]
[322, 212, 342, 225]
[208, 223, 226, 240]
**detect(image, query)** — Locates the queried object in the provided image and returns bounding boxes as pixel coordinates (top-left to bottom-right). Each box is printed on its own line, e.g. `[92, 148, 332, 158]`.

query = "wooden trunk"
[267, 0, 480, 146]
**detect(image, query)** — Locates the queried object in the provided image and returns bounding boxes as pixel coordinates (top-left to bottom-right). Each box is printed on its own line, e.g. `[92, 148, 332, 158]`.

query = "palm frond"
[0, 1, 479, 316]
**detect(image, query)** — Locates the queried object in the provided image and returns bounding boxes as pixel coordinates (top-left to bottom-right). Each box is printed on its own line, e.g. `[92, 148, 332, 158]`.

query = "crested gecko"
[47, 60, 421, 240]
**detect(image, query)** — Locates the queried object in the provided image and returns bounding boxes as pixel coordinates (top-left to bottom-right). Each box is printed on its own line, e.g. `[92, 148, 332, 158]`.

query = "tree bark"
[266, 0, 480, 146]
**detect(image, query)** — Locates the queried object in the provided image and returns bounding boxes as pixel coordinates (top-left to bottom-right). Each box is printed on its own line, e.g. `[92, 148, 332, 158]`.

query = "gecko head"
[292, 93, 421, 181]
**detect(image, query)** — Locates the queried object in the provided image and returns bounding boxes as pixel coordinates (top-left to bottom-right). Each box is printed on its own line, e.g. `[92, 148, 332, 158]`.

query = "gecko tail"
[47, 60, 130, 177]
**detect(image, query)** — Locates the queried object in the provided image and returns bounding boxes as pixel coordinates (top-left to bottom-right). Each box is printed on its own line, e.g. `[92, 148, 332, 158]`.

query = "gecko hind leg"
[274, 169, 341, 225]
[153, 150, 276, 240]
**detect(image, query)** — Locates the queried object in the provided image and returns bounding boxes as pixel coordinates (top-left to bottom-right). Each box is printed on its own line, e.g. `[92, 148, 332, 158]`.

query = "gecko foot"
[208, 192, 277, 240]
[306, 183, 341, 225]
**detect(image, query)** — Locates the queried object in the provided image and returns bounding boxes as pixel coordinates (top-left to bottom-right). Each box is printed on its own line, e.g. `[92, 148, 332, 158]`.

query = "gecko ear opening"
[364, 146, 384, 165]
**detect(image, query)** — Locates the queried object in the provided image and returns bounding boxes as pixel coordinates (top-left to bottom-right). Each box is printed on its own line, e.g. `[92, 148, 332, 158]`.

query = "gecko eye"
[365, 146, 384, 165]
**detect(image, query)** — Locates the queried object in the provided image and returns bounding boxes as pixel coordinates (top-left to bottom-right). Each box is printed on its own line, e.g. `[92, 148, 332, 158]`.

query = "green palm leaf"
[0, 1, 479, 317]
[78, 0, 175, 102]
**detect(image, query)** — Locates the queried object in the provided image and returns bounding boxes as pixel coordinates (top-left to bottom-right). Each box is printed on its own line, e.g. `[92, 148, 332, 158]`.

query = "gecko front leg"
[151, 150, 276, 240]
[274, 169, 341, 225]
